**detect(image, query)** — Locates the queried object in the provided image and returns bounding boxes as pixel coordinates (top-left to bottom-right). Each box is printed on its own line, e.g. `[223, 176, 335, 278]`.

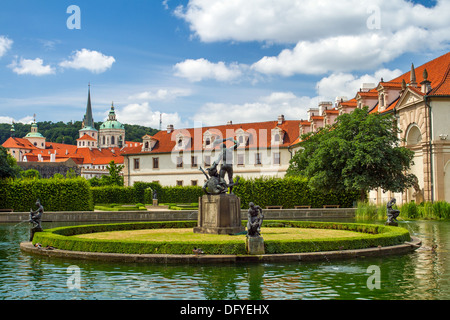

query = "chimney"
[167, 124, 174, 134]
[277, 115, 285, 125]
[361, 83, 376, 92]
[227, 121, 233, 125]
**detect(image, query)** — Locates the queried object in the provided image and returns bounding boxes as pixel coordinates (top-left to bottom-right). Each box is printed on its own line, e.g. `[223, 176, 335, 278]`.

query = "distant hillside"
[0, 121, 159, 145]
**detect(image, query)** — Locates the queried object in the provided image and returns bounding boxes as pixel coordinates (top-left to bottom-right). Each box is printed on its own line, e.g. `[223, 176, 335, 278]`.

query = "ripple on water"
[1, 221, 450, 300]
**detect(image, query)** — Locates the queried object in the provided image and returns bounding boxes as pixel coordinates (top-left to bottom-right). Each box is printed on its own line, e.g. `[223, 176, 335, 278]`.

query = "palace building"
[123, 52, 450, 204]
[2, 52, 450, 203]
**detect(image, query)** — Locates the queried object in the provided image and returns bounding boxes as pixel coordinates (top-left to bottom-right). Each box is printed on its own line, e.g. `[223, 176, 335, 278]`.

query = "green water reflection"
[0, 220, 448, 300]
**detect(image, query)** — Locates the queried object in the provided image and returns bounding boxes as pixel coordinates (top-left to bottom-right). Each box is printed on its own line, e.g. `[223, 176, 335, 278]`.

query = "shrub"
[233, 176, 359, 208]
[400, 201, 419, 219]
[32, 220, 411, 255]
[91, 185, 138, 204]
[0, 177, 93, 211]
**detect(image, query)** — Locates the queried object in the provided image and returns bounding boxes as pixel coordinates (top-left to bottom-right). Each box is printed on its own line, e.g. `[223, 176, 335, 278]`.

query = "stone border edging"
[20, 236, 421, 264]
[1, 208, 356, 223]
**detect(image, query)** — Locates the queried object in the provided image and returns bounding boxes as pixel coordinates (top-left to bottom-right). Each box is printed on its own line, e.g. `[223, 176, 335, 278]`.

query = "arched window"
[111, 136, 115, 145]
[145, 141, 149, 149]
[178, 139, 183, 147]
[406, 125, 422, 146]
[274, 134, 280, 142]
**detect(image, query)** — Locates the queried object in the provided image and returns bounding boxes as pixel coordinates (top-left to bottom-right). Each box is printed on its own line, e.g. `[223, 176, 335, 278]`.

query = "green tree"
[107, 160, 124, 186]
[287, 107, 416, 201]
[20, 169, 41, 179]
[0, 146, 22, 179]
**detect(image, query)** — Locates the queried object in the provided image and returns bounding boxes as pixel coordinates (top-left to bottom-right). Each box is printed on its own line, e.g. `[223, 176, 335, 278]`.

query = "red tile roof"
[122, 120, 301, 155]
[77, 134, 97, 141]
[2, 137, 38, 150]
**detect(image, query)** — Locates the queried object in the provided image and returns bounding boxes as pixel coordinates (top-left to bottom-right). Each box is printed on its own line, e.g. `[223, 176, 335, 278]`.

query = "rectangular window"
[191, 156, 198, 168]
[255, 153, 262, 165]
[133, 158, 140, 170]
[177, 156, 183, 168]
[204, 155, 211, 167]
[153, 157, 159, 169]
[237, 154, 245, 166]
[273, 152, 281, 165]
[176, 180, 183, 186]
[191, 180, 198, 186]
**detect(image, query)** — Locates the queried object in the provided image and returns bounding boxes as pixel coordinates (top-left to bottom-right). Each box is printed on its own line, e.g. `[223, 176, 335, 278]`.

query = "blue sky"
[0, 0, 448, 130]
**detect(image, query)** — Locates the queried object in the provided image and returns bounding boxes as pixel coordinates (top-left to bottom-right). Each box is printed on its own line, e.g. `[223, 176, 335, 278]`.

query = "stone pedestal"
[152, 199, 158, 206]
[194, 194, 245, 235]
[246, 236, 265, 255]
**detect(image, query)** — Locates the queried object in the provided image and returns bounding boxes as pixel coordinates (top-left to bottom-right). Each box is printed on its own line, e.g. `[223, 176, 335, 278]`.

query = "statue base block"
[246, 236, 265, 255]
[194, 194, 244, 235]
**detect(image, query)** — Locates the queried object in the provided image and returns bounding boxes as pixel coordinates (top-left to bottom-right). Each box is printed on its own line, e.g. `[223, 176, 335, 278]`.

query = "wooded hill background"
[0, 121, 159, 145]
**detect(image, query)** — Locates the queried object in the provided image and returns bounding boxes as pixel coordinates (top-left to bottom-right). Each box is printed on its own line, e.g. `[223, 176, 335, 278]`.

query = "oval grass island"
[20, 221, 421, 263]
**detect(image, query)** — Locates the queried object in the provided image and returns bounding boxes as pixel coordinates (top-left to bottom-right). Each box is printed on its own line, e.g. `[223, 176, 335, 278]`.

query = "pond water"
[0, 219, 448, 300]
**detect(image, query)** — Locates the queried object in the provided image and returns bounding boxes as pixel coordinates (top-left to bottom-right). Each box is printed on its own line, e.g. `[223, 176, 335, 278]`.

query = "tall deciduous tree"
[287, 107, 416, 201]
[0, 146, 22, 179]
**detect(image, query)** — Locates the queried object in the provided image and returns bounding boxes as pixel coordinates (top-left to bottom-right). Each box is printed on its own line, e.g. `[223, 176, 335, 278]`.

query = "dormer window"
[142, 134, 157, 152]
[271, 127, 285, 145]
[203, 129, 221, 149]
[235, 128, 250, 147]
[274, 134, 280, 142]
[174, 131, 191, 151]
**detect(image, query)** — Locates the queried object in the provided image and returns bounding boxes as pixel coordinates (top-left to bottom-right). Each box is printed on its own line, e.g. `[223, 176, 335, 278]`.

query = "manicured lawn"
[73, 227, 374, 242]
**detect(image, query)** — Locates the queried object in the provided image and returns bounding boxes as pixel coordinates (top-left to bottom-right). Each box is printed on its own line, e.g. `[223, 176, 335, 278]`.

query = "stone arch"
[405, 123, 422, 146]
[405, 123, 424, 202]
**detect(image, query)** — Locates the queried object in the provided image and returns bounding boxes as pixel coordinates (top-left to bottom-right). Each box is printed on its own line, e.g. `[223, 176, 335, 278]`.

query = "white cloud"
[0, 36, 13, 58]
[8, 57, 55, 76]
[115, 102, 186, 128]
[59, 49, 115, 73]
[0, 115, 34, 124]
[128, 88, 192, 101]
[191, 92, 316, 126]
[174, 58, 245, 82]
[176, 0, 450, 75]
[316, 68, 403, 101]
[251, 28, 432, 76]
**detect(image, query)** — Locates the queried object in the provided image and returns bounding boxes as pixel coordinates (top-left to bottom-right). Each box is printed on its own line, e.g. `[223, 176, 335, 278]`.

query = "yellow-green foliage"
[0, 177, 93, 211]
[32, 220, 411, 255]
[233, 176, 359, 208]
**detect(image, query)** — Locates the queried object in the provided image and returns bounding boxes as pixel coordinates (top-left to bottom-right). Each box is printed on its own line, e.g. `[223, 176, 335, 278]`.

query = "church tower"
[25, 114, 46, 149]
[99, 102, 125, 148]
[78, 84, 98, 148]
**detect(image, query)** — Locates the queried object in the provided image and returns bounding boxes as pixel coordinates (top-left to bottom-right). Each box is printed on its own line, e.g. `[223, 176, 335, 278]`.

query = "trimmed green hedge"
[233, 176, 360, 208]
[91, 185, 138, 204]
[32, 220, 411, 255]
[0, 177, 93, 211]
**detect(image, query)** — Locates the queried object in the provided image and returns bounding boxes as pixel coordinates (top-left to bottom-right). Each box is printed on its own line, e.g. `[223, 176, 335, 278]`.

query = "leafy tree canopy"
[0, 146, 22, 179]
[287, 107, 416, 200]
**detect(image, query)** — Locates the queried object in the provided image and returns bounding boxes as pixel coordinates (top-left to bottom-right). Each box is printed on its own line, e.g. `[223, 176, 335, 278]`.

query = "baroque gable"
[395, 88, 424, 111]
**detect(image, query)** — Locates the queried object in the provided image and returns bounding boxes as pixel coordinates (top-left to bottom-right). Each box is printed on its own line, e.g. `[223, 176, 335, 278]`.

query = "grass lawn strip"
[73, 228, 373, 242]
